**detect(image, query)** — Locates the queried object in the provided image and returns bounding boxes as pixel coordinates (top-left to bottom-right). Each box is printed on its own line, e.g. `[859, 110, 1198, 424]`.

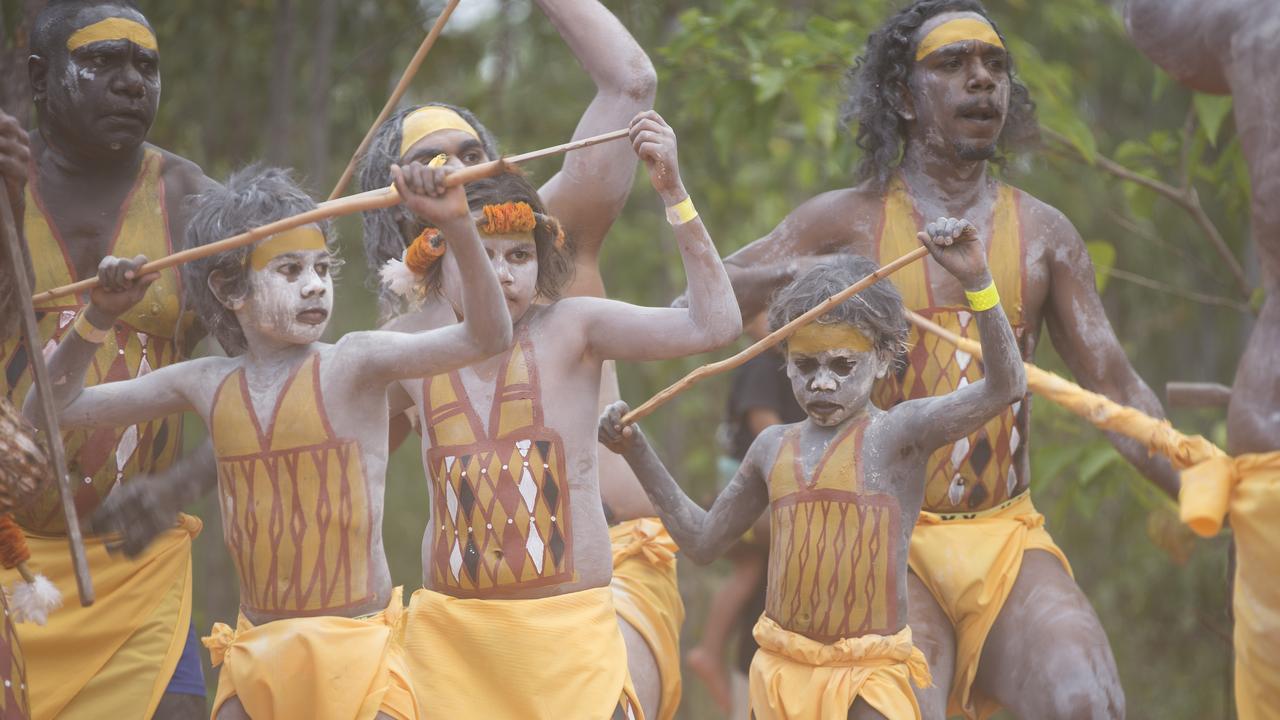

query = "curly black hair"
[843, 0, 1039, 190]
[768, 254, 909, 363]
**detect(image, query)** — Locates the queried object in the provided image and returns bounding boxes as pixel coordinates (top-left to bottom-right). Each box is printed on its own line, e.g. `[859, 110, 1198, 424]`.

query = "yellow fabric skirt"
[610, 518, 684, 720]
[2, 514, 199, 720]
[1181, 451, 1280, 720]
[907, 491, 1071, 720]
[748, 614, 930, 720]
[403, 585, 643, 720]
[202, 586, 418, 720]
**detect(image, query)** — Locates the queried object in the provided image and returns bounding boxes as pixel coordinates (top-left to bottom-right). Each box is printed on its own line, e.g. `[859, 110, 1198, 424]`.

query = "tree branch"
[1042, 126, 1252, 301]
[1106, 266, 1252, 313]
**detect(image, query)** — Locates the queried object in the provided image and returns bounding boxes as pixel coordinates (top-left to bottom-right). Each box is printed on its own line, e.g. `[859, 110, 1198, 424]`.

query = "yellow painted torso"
[421, 330, 573, 596]
[872, 177, 1029, 513]
[765, 420, 902, 642]
[0, 148, 190, 533]
[210, 353, 374, 614]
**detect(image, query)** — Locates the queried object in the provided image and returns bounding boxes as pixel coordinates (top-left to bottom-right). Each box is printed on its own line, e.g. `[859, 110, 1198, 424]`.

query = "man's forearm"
[724, 261, 795, 319]
[671, 213, 741, 347]
[22, 306, 111, 423]
[1102, 376, 1180, 498]
[534, 0, 656, 99]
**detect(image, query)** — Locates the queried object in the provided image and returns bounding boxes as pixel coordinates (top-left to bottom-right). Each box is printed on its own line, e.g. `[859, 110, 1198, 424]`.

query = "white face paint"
[233, 248, 335, 347]
[440, 232, 538, 325]
[786, 346, 888, 427]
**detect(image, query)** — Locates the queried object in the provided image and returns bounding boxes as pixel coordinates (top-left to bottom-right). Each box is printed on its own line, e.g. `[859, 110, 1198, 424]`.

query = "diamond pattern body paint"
[872, 177, 1030, 513]
[421, 328, 573, 595]
[766, 419, 901, 642]
[0, 149, 193, 533]
[211, 353, 374, 614]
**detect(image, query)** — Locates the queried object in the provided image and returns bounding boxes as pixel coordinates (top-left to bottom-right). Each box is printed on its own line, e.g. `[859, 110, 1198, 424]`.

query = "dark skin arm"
[1041, 210, 1180, 497]
[534, 0, 657, 297]
[0, 110, 30, 342]
[599, 402, 774, 564]
[92, 439, 216, 556]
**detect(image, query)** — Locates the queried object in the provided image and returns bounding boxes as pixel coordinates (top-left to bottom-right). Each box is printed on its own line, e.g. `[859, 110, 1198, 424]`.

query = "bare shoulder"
[152, 144, 215, 198]
[780, 183, 881, 248]
[1010, 185, 1084, 250]
[742, 421, 793, 471]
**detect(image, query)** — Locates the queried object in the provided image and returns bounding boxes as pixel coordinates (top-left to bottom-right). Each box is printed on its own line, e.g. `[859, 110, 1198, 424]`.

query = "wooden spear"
[34, 127, 631, 304]
[620, 245, 930, 426]
[327, 0, 462, 200]
[0, 193, 94, 606]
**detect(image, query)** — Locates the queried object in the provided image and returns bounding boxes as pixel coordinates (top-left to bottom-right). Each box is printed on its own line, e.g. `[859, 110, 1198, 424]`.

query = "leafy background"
[4, 0, 1260, 717]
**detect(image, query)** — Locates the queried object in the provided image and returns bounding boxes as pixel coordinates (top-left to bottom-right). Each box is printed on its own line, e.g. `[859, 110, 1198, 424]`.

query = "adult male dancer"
[0, 2, 212, 717]
[717, 2, 1177, 717]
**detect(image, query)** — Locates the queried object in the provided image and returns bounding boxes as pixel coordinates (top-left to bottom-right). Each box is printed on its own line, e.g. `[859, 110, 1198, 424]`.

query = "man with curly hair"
[718, 1, 1178, 717]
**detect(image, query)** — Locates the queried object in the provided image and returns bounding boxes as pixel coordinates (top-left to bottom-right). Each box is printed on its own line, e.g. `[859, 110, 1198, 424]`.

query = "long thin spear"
[34, 127, 630, 304]
[620, 245, 930, 426]
[328, 0, 462, 200]
[0, 193, 93, 606]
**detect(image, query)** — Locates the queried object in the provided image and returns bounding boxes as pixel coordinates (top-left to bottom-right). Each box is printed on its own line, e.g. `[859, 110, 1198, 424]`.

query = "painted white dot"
[461, 471, 467, 477]
[550, 515, 556, 522]
[485, 523, 492, 530]
[481, 468, 487, 474]
[507, 518, 513, 524]
[502, 464, 508, 470]
[543, 463, 549, 469]
[4, 680, 10, 688]
[83, 477, 92, 484]
[467, 526, 473, 533]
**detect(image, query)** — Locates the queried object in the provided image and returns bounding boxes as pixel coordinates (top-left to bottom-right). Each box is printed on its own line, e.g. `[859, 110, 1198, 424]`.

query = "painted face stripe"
[249, 227, 327, 271]
[67, 17, 158, 52]
[915, 18, 1003, 61]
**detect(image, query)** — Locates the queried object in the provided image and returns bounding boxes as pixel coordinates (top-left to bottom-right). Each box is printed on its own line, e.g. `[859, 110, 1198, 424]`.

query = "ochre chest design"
[766, 420, 901, 641]
[211, 353, 374, 614]
[421, 332, 572, 595]
[872, 177, 1029, 513]
[0, 149, 190, 532]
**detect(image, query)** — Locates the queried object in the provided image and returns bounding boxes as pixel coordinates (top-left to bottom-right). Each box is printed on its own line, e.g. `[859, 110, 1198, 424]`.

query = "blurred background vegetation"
[3, 0, 1260, 716]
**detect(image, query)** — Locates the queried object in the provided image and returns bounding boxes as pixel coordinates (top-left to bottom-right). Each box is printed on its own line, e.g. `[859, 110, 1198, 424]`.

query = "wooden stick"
[1166, 381, 1232, 409]
[34, 128, 631, 303]
[621, 245, 930, 425]
[34, 185, 402, 304]
[0, 194, 94, 606]
[327, 0, 462, 200]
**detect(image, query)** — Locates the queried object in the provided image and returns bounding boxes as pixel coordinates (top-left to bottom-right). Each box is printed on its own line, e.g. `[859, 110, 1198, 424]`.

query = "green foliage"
[119, 0, 1252, 715]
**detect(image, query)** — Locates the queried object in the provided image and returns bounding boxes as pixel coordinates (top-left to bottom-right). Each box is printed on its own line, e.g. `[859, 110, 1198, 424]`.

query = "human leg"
[687, 545, 767, 711]
[906, 570, 954, 720]
[620, 616, 662, 718]
[972, 550, 1123, 719]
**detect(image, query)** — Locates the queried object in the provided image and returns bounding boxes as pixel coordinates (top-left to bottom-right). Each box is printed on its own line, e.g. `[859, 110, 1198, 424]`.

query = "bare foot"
[686, 646, 732, 713]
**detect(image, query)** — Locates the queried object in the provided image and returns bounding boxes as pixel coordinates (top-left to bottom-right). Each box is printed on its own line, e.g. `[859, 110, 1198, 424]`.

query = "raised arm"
[22, 255, 192, 430]
[894, 218, 1026, 453]
[1042, 209, 1179, 497]
[534, 0, 657, 286]
[599, 401, 769, 564]
[346, 160, 512, 385]
[577, 112, 740, 361]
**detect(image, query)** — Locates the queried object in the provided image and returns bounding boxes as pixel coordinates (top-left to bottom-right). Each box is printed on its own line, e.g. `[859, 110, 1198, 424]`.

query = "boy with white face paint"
[599, 219, 1027, 720]
[381, 110, 742, 719]
[25, 161, 513, 720]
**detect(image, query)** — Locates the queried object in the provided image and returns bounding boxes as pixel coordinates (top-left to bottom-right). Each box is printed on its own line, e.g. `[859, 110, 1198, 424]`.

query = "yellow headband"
[789, 323, 875, 355]
[915, 18, 1003, 61]
[400, 106, 480, 158]
[249, 227, 327, 271]
[67, 17, 157, 53]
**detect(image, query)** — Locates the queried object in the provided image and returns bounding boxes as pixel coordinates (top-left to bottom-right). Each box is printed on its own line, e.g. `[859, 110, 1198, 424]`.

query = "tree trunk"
[307, 0, 338, 189]
[266, 0, 297, 165]
[0, 0, 45, 123]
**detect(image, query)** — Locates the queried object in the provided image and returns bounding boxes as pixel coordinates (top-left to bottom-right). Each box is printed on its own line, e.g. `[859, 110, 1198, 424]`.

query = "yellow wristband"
[965, 281, 1000, 312]
[665, 196, 698, 226]
[73, 311, 111, 344]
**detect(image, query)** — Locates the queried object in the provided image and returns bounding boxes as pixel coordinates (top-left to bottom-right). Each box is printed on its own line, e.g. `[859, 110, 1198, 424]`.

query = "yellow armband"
[73, 311, 111, 344]
[665, 196, 698, 226]
[964, 281, 1000, 312]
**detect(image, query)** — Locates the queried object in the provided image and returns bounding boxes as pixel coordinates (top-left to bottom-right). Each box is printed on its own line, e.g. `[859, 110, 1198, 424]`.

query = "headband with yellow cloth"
[915, 18, 1003, 61]
[67, 17, 158, 52]
[249, 227, 327, 271]
[788, 323, 875, 355]
[400, 106, 481, 158]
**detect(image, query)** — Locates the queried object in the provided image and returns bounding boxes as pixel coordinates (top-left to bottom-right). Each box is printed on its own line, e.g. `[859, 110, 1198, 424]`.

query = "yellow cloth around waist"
[908, 491, 1070, 720]
[403, 586, 642, 720]
[748, 614, 930, 720]
[7, 514, 199, 720]
[1179, 452, 1280, 720]
[611, 518, 684, 720]
[202, 586, 418, 720]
